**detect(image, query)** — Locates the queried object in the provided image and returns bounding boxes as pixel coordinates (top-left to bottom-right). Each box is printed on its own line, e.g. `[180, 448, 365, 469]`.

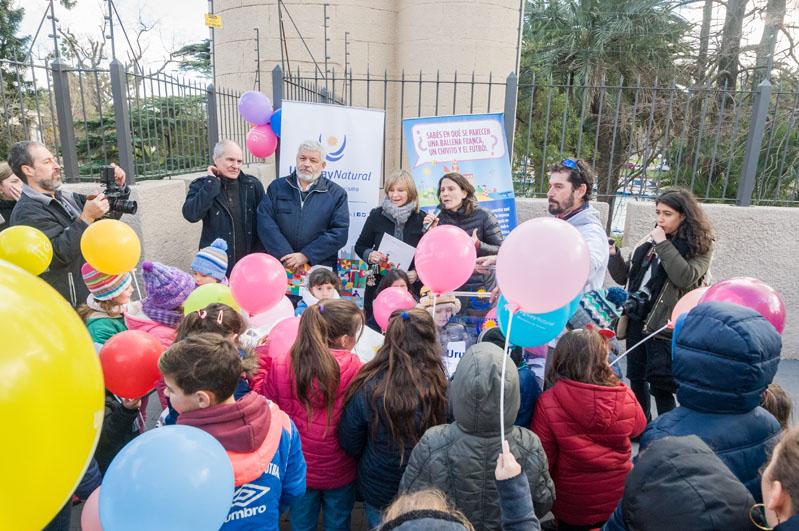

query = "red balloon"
[700, 277, 786, 334]
[374, 287, 417, 332]
[99, 331, 165, 398]
[266, 316, 301, 360]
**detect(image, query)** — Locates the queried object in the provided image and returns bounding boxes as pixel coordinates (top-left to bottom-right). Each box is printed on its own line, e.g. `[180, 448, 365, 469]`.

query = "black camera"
[101, 165, 137, 215]
[624, 289, 651, 321]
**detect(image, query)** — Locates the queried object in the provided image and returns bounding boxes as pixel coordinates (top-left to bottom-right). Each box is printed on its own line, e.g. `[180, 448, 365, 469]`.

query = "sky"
[19, 0, 208, 72]
[18, 0, 799, 76]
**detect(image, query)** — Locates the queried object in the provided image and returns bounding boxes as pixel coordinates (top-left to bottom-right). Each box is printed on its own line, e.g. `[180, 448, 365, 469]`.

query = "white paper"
[444, 340, 467, 377]
[353, 326, 385, 363]
[377, 233, 417, 272]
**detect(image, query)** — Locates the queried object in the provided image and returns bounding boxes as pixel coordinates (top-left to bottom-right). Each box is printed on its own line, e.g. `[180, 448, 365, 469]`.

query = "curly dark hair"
[655, 188, 714, 258]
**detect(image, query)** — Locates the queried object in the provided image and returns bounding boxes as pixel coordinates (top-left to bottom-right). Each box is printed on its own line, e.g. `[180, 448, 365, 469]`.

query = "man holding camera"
[8, 140, 129, 307]
[182, 140, 265, 273]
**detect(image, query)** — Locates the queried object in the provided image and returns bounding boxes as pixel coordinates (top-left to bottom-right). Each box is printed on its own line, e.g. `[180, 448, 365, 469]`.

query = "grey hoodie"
[399, 343, 555, 531]
[565, 204, 609, 293]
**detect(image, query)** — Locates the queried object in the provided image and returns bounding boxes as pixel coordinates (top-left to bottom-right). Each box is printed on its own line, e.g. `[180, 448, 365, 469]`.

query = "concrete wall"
[621, 199, 799, 359]
[61, 184, 796, 357]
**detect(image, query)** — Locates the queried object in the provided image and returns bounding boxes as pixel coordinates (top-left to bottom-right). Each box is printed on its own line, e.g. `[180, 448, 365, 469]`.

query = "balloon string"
[432, 293, 437, 325]
[500, 310, 513, 444]
[132, 267, 143, 301]
[609, 323, 670, 367]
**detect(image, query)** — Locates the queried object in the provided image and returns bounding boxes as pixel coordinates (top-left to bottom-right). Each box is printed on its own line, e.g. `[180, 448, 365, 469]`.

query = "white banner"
[279, 101, 385, 258]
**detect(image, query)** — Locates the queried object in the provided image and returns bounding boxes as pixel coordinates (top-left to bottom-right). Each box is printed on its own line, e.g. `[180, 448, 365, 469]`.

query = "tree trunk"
[695, 0, 714, 85]
[754, 0, 786, 86]
[591, 95, 628, 233]
[717, 0, 748, 92]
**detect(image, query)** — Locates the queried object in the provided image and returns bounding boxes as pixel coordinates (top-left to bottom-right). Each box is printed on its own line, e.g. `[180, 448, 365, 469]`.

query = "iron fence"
[280, 67, 799, 212]
[3, 56, 798, 212]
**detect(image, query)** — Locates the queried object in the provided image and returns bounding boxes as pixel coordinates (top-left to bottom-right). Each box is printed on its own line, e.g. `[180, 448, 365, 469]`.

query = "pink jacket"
[124, 301, 177, 408]
[261, 348, 362, 489]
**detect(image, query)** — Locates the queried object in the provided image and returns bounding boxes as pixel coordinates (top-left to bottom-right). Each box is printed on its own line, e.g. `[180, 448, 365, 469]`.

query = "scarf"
[86, 294, 127, 318]
[381, 197, 417, 239]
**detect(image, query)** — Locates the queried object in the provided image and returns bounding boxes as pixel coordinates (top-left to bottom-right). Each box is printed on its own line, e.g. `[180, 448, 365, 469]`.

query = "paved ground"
[69, 359, 799, 530]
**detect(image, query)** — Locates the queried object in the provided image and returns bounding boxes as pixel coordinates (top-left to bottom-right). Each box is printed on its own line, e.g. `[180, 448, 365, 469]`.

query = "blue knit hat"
[192, 238, 229, 281]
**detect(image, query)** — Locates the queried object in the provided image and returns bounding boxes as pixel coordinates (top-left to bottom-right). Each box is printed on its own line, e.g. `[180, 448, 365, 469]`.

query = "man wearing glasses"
[546, 159, 609, 292]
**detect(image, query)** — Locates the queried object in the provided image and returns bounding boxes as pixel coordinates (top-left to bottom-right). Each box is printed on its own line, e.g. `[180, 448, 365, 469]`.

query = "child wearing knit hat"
[191, 238, 229, 285]
[77, 263, 134, 347]
[124, 260, 195, 349]
[418, 286, 473, 376]
[125, 260, 197, 411]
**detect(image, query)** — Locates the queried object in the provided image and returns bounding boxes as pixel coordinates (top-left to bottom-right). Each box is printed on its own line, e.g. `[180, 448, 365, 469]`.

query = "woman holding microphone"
[608, 188, 714, 421]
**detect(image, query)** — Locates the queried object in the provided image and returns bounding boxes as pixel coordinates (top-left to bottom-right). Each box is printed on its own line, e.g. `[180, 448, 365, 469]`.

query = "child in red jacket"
[532, 329, 646, 530]
[261, 299, 364, 531]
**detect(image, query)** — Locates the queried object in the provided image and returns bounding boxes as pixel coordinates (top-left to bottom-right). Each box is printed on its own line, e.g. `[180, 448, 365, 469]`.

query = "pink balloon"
[374, 287, 417, 331]
[246, 124, 278, 158]
[415, 225, 476, 294]
[496, 217, 589, 314]
[669, 286, 709, 329]
[81, 487, 102, 531]
[266, 316, 301, 359]
[249, 296, 295, 333]
[700, 277, 786, 334]
[230, 253, 288, 314]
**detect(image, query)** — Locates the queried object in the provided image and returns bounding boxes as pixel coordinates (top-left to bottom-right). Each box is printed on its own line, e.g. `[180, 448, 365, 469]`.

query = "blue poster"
[402, 113, 517, 235]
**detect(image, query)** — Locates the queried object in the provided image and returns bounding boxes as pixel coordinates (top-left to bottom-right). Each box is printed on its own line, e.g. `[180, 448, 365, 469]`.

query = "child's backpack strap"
[227, 401, 291, 486]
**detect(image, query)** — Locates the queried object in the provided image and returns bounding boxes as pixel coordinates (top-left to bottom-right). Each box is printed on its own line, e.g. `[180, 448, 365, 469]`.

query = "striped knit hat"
[191, 238, 229, 281]
[81, 262, 133, 301]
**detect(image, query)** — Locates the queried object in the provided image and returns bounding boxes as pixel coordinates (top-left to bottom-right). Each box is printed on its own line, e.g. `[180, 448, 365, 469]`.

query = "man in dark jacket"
[639, 301, 782, 501]
[9, 140, 126, 307]
[182, 140, 265, 273]
[257, 140, 349, 270]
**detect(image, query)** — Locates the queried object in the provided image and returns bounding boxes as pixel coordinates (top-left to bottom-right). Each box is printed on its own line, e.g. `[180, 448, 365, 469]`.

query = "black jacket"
[182, 171, 265, 272]
[11, 190, 90, 306]
[95, 391, 139, 474]
[438, 204, 504, 291]
[338, 375, 445, 509]
[0, 198, 15, 231]
[602, 435, 757, 531]
[354, 206, 425, 316]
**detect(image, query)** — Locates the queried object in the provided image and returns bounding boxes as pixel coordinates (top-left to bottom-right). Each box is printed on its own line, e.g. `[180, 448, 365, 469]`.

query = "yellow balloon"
[0, 225, 53, 276]
[0, 260, 104, 530]
[80, 219, 141, 274]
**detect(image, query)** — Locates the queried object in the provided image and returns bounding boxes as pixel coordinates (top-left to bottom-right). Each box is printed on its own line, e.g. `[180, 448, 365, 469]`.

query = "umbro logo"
[231, 483, 271, 507]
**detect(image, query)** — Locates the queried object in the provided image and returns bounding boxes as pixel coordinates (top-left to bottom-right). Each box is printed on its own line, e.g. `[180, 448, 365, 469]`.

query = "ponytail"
[290, 299, 363, 426]
[345, 307, 447, 458]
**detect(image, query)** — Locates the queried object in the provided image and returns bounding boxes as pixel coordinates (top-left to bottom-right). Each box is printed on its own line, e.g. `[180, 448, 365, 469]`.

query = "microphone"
[422, 205, 442, 232]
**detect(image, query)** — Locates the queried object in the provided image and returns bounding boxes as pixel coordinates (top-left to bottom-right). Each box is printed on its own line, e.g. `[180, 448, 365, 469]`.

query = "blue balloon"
[497, 294, 573, 347]
[270, 108, 282, 137]
[567, 292, 582, 316]
[100, 425, 234, 531]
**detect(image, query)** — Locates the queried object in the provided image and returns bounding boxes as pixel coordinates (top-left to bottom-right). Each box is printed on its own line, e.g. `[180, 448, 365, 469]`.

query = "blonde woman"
[355, 170, 425, 328]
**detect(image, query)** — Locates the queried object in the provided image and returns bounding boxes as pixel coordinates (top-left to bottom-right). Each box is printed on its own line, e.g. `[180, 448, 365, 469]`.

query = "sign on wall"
[402, 113, 517, 235]
[279, 101, 385, 258]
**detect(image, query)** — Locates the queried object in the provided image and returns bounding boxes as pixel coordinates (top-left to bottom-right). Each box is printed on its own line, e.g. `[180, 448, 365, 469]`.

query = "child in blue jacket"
[159, 332, 306, 530]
